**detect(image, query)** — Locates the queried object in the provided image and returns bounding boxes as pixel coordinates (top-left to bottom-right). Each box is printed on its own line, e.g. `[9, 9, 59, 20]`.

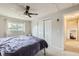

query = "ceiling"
[0, 3, 78, 20]
[65, 11, 79, 20]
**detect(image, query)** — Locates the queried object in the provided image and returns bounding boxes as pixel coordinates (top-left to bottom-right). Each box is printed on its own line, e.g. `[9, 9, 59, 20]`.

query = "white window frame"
[7, 20, 25, 36]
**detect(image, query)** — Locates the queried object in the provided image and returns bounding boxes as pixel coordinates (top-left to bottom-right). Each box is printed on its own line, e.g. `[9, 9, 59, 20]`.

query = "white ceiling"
[0, 3, 78, 20]
[65, 11, 79, 20]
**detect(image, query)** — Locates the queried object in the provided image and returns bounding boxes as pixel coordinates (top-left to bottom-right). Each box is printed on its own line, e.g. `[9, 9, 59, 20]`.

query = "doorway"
[64, 12, 79, 53]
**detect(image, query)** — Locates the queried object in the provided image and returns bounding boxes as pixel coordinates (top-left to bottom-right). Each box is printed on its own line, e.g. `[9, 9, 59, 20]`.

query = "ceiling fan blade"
[28, 14, 31, 18]
[29, 13, 38, 15]
[26, 6, 30, 11]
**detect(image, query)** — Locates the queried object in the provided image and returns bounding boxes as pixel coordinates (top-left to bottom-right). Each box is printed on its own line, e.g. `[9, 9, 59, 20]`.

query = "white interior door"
[32, 20, 44, 39]
[38, 20, 44, 39]
[32, 20, 38, 37]
[32, 19, 64, 51]
[45, 20, 53, 48]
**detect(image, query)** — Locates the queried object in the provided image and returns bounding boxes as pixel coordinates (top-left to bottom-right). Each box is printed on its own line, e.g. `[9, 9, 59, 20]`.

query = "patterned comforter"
[0, 36, 48, 56]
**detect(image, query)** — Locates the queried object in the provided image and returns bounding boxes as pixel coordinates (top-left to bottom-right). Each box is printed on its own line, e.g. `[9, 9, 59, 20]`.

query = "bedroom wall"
[0, 15, 31, 37]
[31, 4, 79, 53]
[0, 16, 6, 37]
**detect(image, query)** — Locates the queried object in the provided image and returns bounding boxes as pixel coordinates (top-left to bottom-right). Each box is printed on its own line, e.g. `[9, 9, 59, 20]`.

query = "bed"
[0, 36, 48, 56]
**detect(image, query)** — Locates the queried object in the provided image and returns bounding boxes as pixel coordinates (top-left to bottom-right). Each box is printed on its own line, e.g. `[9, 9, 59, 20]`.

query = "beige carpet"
[64, 40, 79, 53]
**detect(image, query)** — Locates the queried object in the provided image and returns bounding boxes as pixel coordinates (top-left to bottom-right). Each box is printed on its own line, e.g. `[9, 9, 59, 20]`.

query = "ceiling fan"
[24, 6, 38, 18]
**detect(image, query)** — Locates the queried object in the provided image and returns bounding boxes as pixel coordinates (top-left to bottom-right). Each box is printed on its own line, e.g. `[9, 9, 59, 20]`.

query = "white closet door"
[32, 21, 38, 37]
[32, 20, 44, 39]
[32, 19, 64, 51]
[45, 20, 53, 48]
[37, 20, 44, 39]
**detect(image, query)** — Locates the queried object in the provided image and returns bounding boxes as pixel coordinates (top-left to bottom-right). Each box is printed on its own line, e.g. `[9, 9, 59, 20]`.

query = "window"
[8, 22, 25, 33]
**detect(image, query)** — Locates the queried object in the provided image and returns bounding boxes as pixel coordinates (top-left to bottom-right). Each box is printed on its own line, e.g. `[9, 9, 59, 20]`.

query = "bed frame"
[44, 48, 46, 56]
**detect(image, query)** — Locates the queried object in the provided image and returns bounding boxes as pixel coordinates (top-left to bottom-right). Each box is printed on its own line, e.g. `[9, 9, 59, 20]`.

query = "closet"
[32, 18, 64, 51]
[31, 20, 44, 39]
[31, 20, 52, 48]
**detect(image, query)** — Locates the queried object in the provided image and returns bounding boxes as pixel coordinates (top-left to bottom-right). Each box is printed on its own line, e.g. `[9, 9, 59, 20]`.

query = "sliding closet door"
[45, 20, 53, 48]
[32, 20, 44, 39]
[37, 20, 44, 39]
[31, 20, 38, 37]
[45, 19, 64, 51]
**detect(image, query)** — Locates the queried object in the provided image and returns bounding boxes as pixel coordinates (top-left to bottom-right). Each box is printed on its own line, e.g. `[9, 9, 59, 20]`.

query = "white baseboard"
[46, 47, 79, 56]
[47, 46, 64, 51]
[45, 47, 64, 56]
